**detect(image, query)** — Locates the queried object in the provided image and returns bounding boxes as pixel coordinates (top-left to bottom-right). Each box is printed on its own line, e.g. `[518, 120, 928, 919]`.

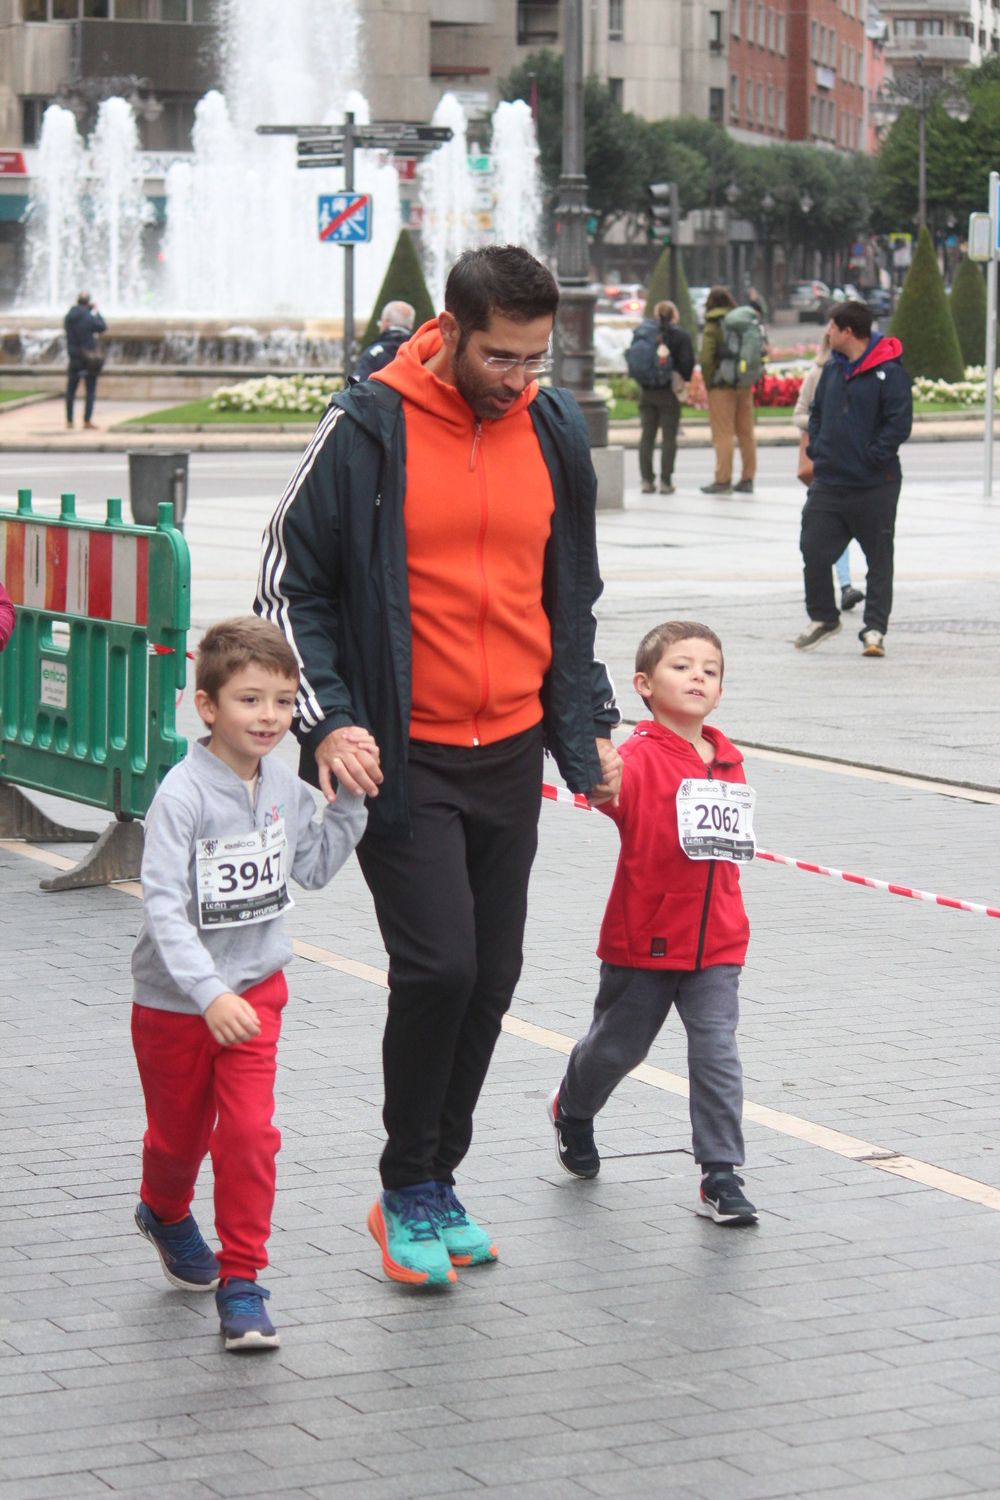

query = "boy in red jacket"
[548, 620, 758, 1225]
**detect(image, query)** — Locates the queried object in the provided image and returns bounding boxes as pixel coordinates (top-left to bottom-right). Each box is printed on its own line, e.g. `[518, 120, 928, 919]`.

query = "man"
[796, 299, 912, 658]
[698, 287, 761, 496]
[64, 292, 107, 431]
[353, 300, 415, 381]
[627, 300, 695, 495]
[255, 246, 621, 1288]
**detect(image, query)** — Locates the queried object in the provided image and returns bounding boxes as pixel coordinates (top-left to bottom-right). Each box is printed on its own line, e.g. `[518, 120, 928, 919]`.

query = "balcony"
[431, 0, 496, 20]
[877, 0, 974, 12]
[517, 0, 558, 45]
[884, 32, 975, 61]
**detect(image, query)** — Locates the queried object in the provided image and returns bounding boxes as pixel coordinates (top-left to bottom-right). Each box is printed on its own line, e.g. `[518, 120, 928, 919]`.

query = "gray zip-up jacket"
[131, 739, 367, 1015]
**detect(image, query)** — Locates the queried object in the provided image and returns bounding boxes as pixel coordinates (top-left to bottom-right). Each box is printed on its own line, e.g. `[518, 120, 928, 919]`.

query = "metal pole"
[917, 109, 927, 232]
[985, 170, 997, 499]
[343, 112, 355, 381]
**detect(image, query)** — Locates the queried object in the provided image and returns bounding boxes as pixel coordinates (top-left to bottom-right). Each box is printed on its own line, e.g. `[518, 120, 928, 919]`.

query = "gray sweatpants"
[559, 963, 745, 1168]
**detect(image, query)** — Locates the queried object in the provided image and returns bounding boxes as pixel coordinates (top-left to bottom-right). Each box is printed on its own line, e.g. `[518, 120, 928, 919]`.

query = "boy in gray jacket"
[131, 617, 368, 1350]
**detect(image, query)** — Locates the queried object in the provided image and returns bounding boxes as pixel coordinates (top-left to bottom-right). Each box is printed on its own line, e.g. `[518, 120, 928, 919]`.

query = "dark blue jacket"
[64, 303, 107, 363]
[807, 333, 912, 488]
[354, 326, 411, 382]
[255, 381, 620, 838]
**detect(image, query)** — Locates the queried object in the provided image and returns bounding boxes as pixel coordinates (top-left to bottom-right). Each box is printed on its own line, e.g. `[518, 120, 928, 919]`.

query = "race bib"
[196, 820, 292, 928]
[676, 779, 756, 863]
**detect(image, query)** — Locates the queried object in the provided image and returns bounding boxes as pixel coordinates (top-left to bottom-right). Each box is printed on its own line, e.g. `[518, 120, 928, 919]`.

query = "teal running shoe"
[367, 1184, 456, 1287]
[432, 1183, 498, 1267]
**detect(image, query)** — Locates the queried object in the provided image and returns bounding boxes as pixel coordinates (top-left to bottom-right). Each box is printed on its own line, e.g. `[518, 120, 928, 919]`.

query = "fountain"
[418, 94, 476, 311]
[489, 99, 542, 255]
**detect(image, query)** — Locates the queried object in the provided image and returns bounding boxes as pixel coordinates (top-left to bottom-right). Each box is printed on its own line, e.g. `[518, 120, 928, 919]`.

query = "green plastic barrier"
[0, 491, 190, 888]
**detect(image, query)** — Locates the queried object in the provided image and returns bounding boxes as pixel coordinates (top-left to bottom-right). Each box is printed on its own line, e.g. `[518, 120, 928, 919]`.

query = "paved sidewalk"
[1, 440, 999, 1499]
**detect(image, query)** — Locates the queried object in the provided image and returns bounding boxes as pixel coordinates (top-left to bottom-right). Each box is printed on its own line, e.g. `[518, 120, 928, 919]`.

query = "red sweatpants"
[131, 972, 287, 1282]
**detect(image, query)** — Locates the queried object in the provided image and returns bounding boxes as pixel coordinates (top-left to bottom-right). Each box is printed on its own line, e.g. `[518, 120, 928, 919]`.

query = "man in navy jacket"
[795, 299, 912, 658]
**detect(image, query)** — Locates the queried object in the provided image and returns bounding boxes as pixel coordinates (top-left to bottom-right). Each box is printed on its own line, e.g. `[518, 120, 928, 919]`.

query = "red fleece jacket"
[596, 720, 751, 970]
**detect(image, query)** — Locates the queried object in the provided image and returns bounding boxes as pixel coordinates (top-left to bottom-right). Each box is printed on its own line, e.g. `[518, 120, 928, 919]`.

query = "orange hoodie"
[373, 319, 555, 747]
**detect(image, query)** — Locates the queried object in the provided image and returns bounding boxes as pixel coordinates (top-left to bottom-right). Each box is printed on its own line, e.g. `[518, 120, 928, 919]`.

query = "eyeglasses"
[473, 347, 552, 376]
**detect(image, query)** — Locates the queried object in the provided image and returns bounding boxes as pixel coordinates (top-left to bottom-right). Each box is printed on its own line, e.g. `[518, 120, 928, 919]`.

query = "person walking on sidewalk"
[627, 300, 695, 495]
[795, 299, 912, 658]
[699, 286, 761, 496]
[548, 619, 758, 1227]
[130, 617, 367, 1350]
[64, 292, 106, 430]
[793, 335, 864, 614]
[255, 245, 622, 1290]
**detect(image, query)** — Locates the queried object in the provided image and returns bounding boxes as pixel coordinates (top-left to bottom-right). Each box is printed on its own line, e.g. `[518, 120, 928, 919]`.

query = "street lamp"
[872, 55, 970, 229]
[759, 191, 776, 307]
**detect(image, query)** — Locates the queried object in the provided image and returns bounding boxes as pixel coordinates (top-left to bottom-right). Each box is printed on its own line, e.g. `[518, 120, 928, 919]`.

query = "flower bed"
[210, 373, 341, 416]
[912, 368, 999, 406]
[607, 368, 801, 411]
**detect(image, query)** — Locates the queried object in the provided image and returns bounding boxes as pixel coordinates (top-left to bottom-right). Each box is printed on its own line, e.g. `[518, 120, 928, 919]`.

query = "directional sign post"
[256, 117, 454, 379]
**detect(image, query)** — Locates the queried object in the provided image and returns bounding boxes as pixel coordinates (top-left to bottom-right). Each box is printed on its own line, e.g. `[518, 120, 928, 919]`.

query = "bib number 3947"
[676, 779, 756, 862]
[196, 820, 292, 928]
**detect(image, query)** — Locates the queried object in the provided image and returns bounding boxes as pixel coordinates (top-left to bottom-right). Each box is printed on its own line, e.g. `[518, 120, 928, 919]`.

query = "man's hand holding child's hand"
[205, 992, 262, 1045]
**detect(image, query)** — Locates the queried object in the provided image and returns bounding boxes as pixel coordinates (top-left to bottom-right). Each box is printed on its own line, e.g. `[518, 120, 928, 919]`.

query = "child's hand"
[204, 991, 261, 1045]
[589, 738, 623, 805]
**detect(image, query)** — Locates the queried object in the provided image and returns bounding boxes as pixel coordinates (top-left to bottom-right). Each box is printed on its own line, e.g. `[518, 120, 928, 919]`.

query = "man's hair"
[77, 292, 92, 305]
[196, 616, 299, 700]
[654, 300, 678, 324]
[381, 300, 415, 331]
[444, 246, 559, 332]
[829, 298, 873, 341]
[635, 620, 725, 682]
[705, 285, 736, 313]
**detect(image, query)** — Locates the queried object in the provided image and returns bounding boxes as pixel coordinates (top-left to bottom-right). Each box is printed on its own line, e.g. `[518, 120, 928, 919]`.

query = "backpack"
[625, 324, 674, 389]
[714, 306, 764, 388]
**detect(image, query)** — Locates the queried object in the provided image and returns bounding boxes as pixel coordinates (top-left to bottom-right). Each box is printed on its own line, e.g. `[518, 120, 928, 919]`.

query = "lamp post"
[872, 55, 970, 229]
[552, 0, 607, 446]
[759, 190, 775, 307]
[724, 179, 740, 288]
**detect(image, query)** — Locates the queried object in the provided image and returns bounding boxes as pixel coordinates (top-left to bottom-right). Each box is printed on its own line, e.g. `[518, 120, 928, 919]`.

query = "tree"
[360, 230, 435, 351]
[889, 224, 965, 381]
[949, 255, 987, 367]
[644, 246, 696, 334]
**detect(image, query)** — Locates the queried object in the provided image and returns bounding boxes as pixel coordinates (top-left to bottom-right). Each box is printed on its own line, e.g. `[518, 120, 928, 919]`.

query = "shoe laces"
[163, 1222, 211, 1262]
[431, 1184, 469, 1229]
[390, 1192, 441, 1242]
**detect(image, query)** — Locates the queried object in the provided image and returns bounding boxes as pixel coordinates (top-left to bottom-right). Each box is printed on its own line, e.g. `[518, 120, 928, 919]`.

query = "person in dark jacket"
[796, 299, 912, 658]
[255, 246, 621, 1291]
[630, 301, 695, 495]
[64, 292, 107, 430]
[353, 300, 415, 381]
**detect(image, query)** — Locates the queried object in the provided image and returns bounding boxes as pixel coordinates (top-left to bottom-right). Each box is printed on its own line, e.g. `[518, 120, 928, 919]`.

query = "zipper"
[693, 760, 715, 970]
[471, 420, 489, 747]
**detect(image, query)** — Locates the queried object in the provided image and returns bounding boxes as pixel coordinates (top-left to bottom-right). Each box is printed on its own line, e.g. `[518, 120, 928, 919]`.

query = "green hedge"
[890, 224, 964, 382]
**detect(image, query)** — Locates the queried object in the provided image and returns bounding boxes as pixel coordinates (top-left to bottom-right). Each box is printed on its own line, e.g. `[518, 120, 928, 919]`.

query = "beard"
[452, 346, 518, 423]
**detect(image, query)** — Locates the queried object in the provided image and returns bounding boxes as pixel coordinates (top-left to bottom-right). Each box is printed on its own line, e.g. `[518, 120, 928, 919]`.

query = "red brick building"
[727, 0, 870, 152]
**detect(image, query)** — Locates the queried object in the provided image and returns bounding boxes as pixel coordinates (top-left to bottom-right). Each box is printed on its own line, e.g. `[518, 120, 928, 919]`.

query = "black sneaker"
[547, 1087, 600, 1178]
[732, 478, 754, 494]
[697, 1171, 758, 1225]
[840, 584, 864, 611]
[700, 481, 733, 495]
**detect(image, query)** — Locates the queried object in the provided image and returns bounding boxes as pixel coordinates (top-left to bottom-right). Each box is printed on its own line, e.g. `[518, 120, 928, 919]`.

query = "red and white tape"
[540, 782, 1000, 920]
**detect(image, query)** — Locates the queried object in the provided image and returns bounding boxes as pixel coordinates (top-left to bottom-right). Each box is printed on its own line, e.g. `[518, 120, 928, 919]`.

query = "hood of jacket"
[372, 317, 538, 432]
[704, 305, 730, 323]
[833, 332, 903, 381]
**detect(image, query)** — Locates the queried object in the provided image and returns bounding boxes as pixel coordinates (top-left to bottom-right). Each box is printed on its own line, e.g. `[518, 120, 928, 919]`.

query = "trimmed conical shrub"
[889, 225, 964, 382]
[948, 255, 987, 368]
[359, 230, 436, 351]
[644, 246, 696, 336]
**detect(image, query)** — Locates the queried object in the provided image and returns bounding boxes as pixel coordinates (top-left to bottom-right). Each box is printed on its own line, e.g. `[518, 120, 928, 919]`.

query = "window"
[810, 96, 817, 133]
[709, 8, 723, 49]
[608, 76, 623, 107]
[777, 89, 785, 129]
[608, 0, 623, 40]
[731, 0, 740, 37]
[757, 2, 765, 44]
[757, 80, 764, 118]
[767, 84, 775, 124]
[811, 20, 817, 57]
[709, 86, 725, 121]
[776, 12, 785, 53]
[746, 77, 754, 119]
[23, 0, 211, 15]
[766, 6, 774, 50]
[731, 73, 740, 117]
[21, 95, 51, 142]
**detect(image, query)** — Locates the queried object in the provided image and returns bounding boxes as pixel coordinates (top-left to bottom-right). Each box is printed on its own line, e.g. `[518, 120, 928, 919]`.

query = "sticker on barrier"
[541, 782, 1000, 920]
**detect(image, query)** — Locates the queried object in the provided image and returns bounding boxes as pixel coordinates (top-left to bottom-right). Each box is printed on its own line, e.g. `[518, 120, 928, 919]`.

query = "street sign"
[318, 193, 372, 244]
[968, 214, 991, 261]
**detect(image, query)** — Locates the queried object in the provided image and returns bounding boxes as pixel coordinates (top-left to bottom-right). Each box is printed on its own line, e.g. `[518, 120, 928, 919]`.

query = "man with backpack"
[626, 301, 695, 495]
[698, 286, 764, 495]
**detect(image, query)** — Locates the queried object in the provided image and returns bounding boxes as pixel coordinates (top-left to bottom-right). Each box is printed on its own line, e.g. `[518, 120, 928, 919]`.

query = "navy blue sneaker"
[134, 1202, 220, 1290]
[215, 1278, 280, 1351]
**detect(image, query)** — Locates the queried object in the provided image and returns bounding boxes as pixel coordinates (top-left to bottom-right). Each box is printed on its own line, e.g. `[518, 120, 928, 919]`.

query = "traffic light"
[648, 181, 680, 246]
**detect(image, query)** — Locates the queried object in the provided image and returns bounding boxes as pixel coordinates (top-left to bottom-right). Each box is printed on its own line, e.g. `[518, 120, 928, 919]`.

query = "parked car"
[594, 282, 646, 316]
[864, 287, 894, 320]
[789, 279, 832, 322]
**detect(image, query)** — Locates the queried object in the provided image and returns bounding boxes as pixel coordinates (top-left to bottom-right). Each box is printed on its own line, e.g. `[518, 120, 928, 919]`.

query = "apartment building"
[875, 0, 1000, 73]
